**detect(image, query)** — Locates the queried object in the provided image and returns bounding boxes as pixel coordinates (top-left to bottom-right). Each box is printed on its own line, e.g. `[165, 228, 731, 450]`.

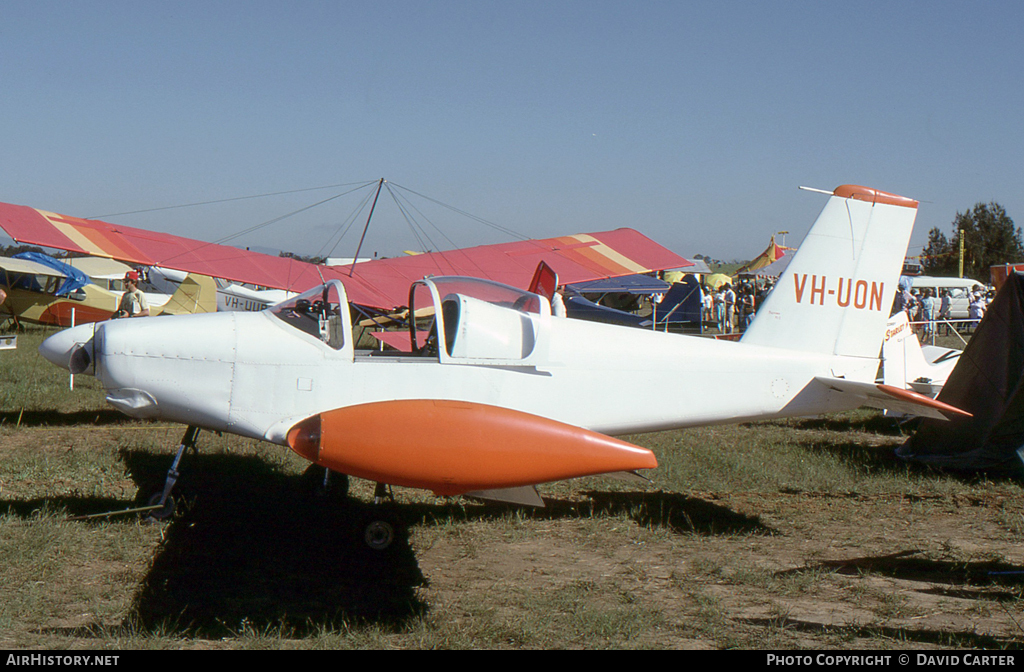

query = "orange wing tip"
[287, 400, 657, 495]
[876, 384, 972, 418]
[834, 185, 919, 210]
[287, 415, 321, 462]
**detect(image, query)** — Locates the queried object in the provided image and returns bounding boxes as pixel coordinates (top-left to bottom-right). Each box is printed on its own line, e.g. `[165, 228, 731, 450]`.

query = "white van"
[909, 276, 986, 320]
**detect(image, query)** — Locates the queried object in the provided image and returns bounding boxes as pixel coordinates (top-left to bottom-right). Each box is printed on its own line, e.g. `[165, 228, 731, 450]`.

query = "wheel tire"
[364, 519, 395, 551]
[146, 492, 175, 521]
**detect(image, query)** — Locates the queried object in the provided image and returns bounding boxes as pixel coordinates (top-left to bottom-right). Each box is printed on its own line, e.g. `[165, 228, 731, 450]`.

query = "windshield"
[269, 282, 345, 349]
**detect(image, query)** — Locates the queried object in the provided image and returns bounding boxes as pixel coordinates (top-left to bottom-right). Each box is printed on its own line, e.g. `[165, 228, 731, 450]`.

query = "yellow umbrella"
[705, 273, 732, 290]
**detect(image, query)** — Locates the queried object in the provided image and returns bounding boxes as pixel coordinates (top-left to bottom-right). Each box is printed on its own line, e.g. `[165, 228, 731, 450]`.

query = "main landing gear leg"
[363, 482, 398, 551]
[302, 464, 350, 499]
[373, 482, 394, 504]
[147, 425, 200, 521]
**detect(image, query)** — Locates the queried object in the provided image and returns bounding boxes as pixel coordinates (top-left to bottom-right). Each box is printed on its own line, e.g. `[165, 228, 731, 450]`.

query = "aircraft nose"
[39, 324, 95, 372]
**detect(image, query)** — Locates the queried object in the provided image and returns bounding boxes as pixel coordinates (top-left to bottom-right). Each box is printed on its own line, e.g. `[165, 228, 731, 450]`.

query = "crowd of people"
[695, 275, 995, 338]
[891, 283, 994, 336]
[700, 278, 775, 334]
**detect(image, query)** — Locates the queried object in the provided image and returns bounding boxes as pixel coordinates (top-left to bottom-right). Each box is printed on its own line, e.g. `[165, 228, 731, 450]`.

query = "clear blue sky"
[2, 1, 1022, 263]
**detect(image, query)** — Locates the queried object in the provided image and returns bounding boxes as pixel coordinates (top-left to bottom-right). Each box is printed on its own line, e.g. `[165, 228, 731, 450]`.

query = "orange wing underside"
[287, 400, 657, 496]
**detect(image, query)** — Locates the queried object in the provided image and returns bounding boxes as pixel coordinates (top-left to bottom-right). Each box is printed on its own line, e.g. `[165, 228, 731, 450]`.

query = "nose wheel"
[146, 492, 176, 520]
[145, 425, 200, 522]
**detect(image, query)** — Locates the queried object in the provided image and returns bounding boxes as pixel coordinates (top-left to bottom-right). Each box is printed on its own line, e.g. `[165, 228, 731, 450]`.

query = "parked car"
[910, 276, 986, 320]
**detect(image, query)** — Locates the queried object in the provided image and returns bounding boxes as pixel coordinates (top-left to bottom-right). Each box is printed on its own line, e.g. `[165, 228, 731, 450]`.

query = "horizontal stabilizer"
[813, 376, 971, 420]
[466, 486, 545, 507]
[600, 470, 653, 485]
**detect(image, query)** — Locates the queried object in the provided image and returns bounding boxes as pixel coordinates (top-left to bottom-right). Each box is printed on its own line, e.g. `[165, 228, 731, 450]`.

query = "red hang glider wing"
[324, 228, 694, 304]
[0, 201, 691, 311]
[0, 202, 393, 306]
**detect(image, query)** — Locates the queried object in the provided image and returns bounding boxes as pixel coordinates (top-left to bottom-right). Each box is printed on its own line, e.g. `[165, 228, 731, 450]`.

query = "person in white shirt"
[723, 284, 736, 333]
[113, 270, 150, 319]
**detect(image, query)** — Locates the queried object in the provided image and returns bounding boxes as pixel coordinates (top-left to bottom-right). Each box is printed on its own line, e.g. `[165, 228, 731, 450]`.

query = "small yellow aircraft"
[0, 255, 216, 327]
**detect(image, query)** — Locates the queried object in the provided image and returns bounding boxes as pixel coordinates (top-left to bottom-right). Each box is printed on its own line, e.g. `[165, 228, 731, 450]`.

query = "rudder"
[158, 273, 218, 315]
[741, 185, 918, 358]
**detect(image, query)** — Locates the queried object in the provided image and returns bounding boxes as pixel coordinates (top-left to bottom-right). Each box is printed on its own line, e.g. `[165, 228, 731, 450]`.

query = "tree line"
[922, 202, 1023, 282]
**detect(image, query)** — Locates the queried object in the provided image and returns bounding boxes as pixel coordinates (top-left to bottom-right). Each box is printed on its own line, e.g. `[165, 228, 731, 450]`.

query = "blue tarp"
[564, 292, 653, 328]
[566, 274, 671, 295]
[13, 252, 92, 296]
[563, 276, 704, 332]
[654, 276, 703, 327]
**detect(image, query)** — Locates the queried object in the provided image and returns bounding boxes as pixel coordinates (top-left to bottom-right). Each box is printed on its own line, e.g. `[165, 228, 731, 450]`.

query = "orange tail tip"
[833, 185, 919, 209]
[286, 399, 657, 496]
[876, 384, 973, 418]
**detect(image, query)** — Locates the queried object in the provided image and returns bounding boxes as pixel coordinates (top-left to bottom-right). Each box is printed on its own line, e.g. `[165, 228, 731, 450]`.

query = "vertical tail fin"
[158, 273, 218, 315]
[882, 312, 919, 390]
[528, 261, 558, 300]
[882, 311, 960, 398]
[741, 185, 918, 358]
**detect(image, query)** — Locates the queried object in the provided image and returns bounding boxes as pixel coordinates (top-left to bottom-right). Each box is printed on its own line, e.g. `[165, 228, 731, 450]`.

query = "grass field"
[1, 325, 1022, 649]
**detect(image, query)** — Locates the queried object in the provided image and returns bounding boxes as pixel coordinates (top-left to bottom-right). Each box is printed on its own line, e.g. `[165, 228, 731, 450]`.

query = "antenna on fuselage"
[798, 186, 834, 196]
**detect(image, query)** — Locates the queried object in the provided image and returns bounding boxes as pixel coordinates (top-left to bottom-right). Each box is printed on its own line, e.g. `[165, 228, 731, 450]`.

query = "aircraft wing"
[0, 202, 691, 311]
[813, 376, 971, 420]
[0, 256, 68, 278]
[0, 202, 349, 299]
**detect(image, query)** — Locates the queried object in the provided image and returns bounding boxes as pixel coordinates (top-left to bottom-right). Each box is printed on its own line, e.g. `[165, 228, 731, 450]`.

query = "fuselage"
[49, 300, 875, 448]
[31, 185, 928, 500]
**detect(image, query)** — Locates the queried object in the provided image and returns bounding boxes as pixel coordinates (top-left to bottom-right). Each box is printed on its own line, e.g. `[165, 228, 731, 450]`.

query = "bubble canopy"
[410, 276, 549, 359]
[411, 277, 547, 315]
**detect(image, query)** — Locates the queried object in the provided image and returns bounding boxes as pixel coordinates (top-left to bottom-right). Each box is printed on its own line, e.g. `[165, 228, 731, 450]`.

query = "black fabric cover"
[897, 274, 1024, 474]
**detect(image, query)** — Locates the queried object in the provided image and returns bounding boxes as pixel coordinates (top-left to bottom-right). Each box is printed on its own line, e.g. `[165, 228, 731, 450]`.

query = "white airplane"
[881, 311, 961, 398]
[37, 184, 969, 548]
[144, 266, 293, 312]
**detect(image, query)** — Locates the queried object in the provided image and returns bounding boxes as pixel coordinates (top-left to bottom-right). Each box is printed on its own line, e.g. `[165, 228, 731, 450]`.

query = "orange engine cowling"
[286, 399, 657, 496]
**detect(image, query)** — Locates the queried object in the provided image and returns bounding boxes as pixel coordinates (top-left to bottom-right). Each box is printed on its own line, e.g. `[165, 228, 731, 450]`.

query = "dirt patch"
[409, 488, 1024, 648]
[0, 424, 1022, 648]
